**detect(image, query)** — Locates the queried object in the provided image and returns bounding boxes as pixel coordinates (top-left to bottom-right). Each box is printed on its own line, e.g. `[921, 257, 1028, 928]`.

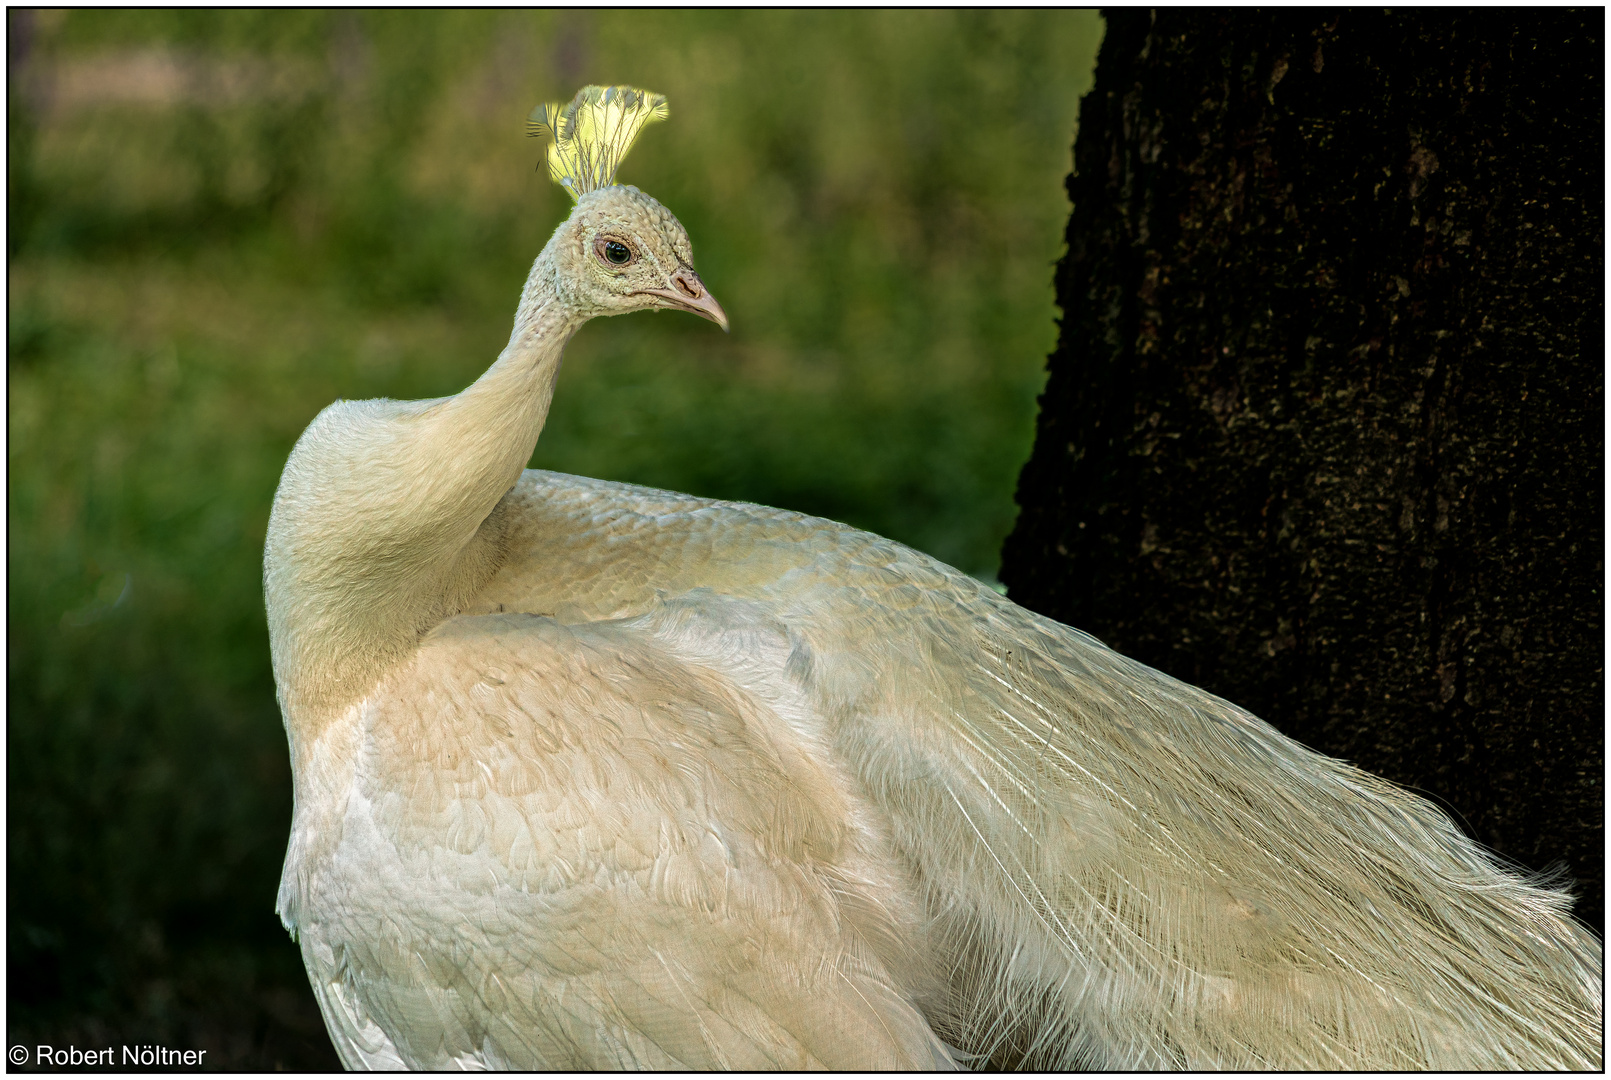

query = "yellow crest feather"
[526, 85, 669, 200]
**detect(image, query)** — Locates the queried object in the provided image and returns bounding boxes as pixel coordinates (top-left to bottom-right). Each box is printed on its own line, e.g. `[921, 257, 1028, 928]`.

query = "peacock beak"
[632, 266, 729, 332]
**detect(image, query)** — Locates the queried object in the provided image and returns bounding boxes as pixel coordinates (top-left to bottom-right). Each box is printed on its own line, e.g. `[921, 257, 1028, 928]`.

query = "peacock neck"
[430, 248, 584, 529]
[267, 239, 588, 750]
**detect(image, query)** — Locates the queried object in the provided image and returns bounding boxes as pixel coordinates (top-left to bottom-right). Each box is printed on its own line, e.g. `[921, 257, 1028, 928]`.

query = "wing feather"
[449, 469, 1602, 1069]
[289, 604, 954, 1070]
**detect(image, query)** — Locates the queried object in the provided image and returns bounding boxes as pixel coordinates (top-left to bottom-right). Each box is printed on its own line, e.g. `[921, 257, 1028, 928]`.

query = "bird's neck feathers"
[266, 238, 586, 751]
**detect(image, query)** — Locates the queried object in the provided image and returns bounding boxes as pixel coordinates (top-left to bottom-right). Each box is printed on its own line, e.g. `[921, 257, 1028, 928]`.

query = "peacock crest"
[527, 85, 669, 200]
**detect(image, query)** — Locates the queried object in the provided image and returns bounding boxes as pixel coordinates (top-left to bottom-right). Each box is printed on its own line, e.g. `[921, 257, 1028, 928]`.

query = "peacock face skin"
[554, 185, 727, 330]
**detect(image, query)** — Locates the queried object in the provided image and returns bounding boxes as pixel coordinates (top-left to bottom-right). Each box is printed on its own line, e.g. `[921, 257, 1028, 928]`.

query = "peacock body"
[266, 86, 1603, 1070]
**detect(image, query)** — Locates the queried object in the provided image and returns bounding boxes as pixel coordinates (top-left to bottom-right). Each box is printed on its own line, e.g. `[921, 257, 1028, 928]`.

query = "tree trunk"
[1002, 9, 1603, 931]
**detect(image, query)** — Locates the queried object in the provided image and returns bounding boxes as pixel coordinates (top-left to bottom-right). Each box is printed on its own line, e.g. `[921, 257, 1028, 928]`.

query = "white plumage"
[265, 88, 1601, 1070]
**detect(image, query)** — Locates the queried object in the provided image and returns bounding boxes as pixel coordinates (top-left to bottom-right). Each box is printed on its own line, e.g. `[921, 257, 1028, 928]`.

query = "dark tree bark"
[1002, 10, 1603, 931]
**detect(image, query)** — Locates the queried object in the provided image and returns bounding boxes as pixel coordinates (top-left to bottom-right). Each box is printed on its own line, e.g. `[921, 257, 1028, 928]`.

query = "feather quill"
[527, 84, 669, 199]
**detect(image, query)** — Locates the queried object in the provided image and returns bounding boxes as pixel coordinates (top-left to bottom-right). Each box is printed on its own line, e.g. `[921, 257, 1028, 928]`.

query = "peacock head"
[531, 85, 727, 331]
[550, 184, 726, 329]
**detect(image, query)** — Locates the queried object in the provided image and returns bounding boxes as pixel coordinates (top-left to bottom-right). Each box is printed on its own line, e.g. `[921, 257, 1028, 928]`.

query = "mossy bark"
[1003, 9, 1603, 930]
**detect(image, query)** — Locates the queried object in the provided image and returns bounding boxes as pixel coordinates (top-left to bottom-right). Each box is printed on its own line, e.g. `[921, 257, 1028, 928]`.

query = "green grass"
[8, 10, 1102, 1067]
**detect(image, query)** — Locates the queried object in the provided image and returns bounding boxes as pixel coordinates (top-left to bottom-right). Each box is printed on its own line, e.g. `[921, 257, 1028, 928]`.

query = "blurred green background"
[8, 10, 1103, 1069]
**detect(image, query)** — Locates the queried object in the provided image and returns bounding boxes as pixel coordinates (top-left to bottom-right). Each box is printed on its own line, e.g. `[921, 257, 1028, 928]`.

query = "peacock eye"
[600, 240, 632, 266]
